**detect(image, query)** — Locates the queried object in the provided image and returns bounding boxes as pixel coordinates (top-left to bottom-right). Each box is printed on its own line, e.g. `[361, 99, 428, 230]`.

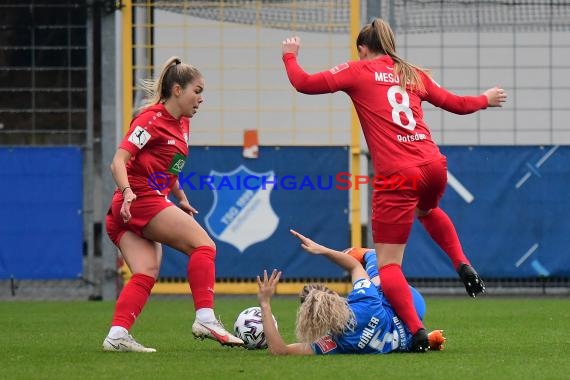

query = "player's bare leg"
[143, 206, 243, 346]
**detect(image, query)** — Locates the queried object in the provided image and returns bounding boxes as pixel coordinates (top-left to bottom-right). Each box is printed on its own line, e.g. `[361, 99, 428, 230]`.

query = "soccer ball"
[233, 306, 278, 349]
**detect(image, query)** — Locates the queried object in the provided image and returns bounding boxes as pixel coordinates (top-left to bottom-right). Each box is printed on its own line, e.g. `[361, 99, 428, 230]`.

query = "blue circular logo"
[148, 172, 170, 190]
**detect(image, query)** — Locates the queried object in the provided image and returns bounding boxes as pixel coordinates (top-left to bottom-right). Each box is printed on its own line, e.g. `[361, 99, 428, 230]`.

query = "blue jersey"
[311, 278, 412, 355]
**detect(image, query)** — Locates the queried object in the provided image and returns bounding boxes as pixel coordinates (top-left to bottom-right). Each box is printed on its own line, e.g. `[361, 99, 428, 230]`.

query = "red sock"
[380, 264, 423, 334]
[111, 273, 155, 330]
[187, 246, 216, 310]
[418, 207, 470, 270]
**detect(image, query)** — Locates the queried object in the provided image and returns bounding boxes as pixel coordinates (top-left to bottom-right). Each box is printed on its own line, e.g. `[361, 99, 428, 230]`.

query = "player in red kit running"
[103, 56, 243, 352]
[281, 18, 507, 352]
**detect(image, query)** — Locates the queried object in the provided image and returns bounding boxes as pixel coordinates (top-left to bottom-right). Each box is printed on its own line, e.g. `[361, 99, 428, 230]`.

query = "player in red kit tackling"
[103, 56, 243, 352]
[281, 19, 507, 352]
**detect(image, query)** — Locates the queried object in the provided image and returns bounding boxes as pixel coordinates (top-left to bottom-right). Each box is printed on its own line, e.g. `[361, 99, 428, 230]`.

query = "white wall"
[150, 11, 352, 146]
[402, 31, 570, 145]
[148, 10, 570, 146]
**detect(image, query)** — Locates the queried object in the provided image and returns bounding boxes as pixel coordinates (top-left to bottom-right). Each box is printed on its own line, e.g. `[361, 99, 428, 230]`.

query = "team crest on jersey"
[204, 165, 279, 252]
[330, 63, 349, 74]
[168, 153, 186, 175]
[315, 335, 337, 353]
[128, 126, 151, 148]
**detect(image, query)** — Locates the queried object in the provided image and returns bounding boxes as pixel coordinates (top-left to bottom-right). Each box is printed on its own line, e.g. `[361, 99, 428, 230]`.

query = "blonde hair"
[298, 283, 335, 304]
[356, 18, 428, 94]
[138, 56, 202, 111]
[295, 285, 354, 343]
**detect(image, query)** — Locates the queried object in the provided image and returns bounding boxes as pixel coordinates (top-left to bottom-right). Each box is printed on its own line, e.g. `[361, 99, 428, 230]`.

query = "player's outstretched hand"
[282, 36, 301, 57]
[483, 86, 507, 107]
[290, 229, 329, 255]
[257, 269, 282, 306]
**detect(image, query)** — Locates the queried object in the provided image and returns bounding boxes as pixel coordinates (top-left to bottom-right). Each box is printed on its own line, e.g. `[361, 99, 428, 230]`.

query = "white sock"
[108, 326, 128, 339]
[196, 308, 215, 322]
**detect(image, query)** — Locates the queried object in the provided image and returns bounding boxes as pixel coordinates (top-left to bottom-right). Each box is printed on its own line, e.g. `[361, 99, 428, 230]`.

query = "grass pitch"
[1, 296, 569, 380]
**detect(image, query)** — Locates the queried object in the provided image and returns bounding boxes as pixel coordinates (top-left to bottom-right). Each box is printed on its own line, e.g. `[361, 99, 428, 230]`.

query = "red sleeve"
[118, 110, 156, 156]
[421, 72, 488, 115]
[282, 53, 334, 94]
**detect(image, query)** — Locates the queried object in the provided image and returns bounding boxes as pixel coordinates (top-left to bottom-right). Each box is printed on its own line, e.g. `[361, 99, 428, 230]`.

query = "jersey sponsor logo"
[128, 126, 151, 149]
[167, 153, 187, 175]
[392, 316, 408, 349]
[204, 165, 279, 252]
[397, 133, 426, 143]
[330, 63, 349, 74]
[167, 139, 176, 145]
[315, 335, 337, 353]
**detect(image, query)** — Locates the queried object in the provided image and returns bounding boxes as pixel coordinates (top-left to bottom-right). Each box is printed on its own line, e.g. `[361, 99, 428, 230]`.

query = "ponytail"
[138, 56, 202, 111]
[357, 18, 429, 94]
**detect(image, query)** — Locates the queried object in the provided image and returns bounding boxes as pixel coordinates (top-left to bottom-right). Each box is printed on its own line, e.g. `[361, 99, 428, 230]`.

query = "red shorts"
[371, 156, 447, 244]
[105, 192, 174, 246]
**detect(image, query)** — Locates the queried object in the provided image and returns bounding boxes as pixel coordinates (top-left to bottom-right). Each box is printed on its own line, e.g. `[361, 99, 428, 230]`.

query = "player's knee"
[204, 238, 216, 250]
[178, 237, 215, 255]
[194, 239, 216, 252]
[189, 245, 217, 262]
[192, 230, 215, 251]
[136, 265, 160, 279]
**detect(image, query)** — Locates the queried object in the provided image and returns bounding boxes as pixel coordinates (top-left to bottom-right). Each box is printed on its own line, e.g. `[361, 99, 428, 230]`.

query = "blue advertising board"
[160, 146, 351, 279]
[404, 146, 570, 278]
[0, 148, 83, 279]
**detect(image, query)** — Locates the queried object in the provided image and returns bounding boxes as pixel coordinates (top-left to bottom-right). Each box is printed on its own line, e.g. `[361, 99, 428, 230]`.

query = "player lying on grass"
[255, 229, 445, 355]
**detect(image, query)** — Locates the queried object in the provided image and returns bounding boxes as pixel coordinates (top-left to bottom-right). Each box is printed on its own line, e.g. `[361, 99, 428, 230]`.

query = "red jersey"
[283, 53, 488, 176]
[118, 103, 190, 197]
